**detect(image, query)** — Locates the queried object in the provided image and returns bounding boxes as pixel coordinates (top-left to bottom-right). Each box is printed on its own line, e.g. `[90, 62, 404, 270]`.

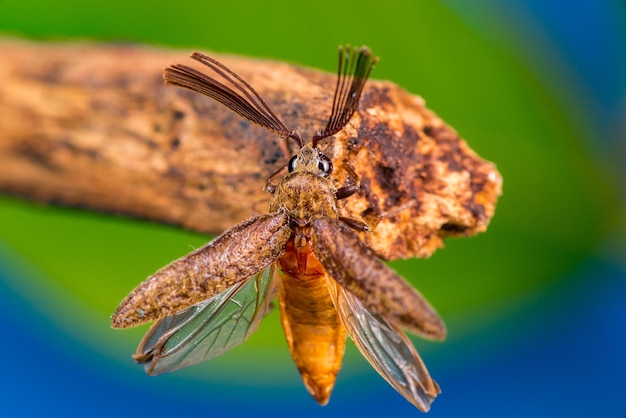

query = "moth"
[111, 46, 446, 412]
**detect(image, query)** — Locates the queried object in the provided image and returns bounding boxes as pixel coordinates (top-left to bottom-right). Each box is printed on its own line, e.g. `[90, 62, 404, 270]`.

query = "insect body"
[111, 46, 446, 412]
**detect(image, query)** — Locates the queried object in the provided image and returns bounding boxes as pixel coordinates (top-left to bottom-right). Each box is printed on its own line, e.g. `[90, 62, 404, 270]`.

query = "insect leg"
[335, 163, 360, 200]
[339, 216, 371, 232]
[263, 164, 289, 193]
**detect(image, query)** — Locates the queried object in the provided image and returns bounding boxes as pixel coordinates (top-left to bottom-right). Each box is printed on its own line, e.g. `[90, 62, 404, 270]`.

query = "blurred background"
[0, 1, 624, 416]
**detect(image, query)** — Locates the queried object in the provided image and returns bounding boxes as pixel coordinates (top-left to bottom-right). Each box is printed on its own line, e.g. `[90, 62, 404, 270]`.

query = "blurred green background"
[0, 1, 624, 416]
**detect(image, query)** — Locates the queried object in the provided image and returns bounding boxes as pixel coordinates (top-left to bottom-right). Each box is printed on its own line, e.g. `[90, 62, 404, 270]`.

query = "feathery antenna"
[163, 46, 378, 149]
[164, 52, 302, 146]
[312, 46, 378, 147]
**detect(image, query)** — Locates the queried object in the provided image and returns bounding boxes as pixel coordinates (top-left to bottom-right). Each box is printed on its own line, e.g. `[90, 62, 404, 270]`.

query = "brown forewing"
[310, 217, 446, 340]
[111, 212, 290, 328]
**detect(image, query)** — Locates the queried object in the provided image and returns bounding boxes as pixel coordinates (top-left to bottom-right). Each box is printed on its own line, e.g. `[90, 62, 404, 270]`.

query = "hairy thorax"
[269, 171, 338, 224]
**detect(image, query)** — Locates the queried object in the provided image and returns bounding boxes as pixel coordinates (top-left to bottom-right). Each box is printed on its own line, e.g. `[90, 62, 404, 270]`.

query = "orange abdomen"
[278, 239, 346, 405]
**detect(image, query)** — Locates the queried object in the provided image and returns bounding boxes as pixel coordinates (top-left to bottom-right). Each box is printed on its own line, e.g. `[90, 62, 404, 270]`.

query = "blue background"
[0, 1, 625, 416]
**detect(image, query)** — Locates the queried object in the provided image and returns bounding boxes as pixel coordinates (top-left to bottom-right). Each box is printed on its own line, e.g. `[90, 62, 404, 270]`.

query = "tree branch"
[0, 39, 502, 260]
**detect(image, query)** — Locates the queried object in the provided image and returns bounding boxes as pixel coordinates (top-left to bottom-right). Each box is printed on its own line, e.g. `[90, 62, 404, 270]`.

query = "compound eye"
[287, 155, 298, 173]
[317, 155, 333, 176]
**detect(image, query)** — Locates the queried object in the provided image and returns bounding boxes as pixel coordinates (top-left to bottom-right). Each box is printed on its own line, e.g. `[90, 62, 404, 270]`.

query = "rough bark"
[0, 39, 502, 260]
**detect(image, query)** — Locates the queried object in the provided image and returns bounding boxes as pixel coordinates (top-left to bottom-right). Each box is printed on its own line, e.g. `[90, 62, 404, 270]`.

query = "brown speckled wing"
[311, 218, 446, 340]
[111, 212, 290, 328]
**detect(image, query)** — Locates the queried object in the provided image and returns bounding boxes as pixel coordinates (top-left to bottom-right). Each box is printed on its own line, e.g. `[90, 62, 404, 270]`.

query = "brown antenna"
[163, 46, 377, 149]
[163, 52, 303, 146]
[312, 46, 378, 147]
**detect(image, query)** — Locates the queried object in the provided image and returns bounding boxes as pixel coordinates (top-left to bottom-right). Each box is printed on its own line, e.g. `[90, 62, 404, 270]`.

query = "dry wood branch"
[0, 39, 502, 260]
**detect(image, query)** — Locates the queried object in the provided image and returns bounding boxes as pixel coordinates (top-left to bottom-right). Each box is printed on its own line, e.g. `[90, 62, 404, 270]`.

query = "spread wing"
[112, 212, 290, 328]
[328, 278, 440, 412]
[310, 217, 446, 340]
[133, 264, 278, 375]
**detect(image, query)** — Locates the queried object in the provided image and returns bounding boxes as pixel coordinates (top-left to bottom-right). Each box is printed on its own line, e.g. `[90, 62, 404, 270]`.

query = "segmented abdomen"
[277, 239, 346, 405]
